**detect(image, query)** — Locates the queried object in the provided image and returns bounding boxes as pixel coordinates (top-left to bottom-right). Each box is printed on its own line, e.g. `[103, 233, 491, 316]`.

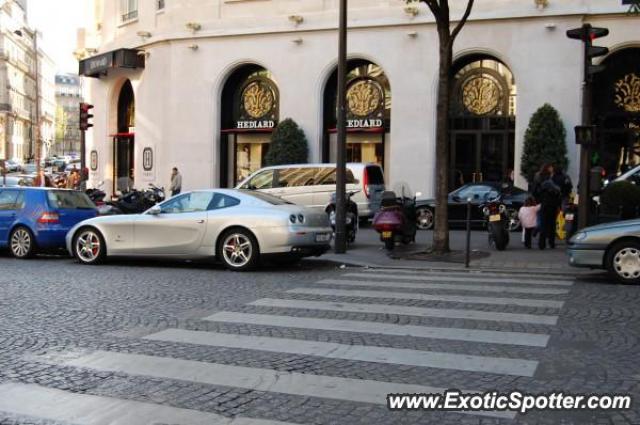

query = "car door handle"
[196, 220, 205, 224]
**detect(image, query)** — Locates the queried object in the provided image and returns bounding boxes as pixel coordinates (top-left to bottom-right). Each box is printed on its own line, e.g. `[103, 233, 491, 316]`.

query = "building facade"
[54, 73, 83, 156]
[77, 0, 640, 196]
[0, 0, 55, 163]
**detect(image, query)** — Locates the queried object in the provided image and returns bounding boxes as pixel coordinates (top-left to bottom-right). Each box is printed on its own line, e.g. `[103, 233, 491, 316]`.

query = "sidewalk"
[312, 227, 600, 277]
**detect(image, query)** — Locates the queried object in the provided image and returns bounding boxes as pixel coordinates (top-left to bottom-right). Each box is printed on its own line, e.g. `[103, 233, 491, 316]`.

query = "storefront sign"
[79, 49, 145, 78]
[90, 150, 98, 171]
[346, 78, 385, 129]
[142, 147, 153, 171]
[235, 78, 279, 130]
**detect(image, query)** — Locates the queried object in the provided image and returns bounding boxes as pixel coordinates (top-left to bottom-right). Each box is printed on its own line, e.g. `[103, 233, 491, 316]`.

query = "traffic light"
[566, 24, 609, 81]
[79, 102, 94, 131]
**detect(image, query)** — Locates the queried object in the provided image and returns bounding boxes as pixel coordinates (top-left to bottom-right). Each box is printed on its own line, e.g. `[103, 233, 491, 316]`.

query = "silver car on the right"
[568, 219, 640, 284]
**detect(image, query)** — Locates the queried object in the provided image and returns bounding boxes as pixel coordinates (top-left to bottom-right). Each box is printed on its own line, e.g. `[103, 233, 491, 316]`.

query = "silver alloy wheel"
[222, 233, 253, 268]
[613, 247, 640, 280]
[10, 228, 31, 257]
[416, 208, 434, 230]
[75, 230, 102, 263]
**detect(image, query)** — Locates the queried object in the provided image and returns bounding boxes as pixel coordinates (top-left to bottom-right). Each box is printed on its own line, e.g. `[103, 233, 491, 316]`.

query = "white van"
[236, 163, 385, 218]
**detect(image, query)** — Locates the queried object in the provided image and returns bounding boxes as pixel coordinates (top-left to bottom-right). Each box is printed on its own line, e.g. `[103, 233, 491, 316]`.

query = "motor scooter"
[482, 197, 510, 250]
[325, 190, 359, 244]
[105, 183, 166, 215]
[372, 190, 417, 251]
[86, 181, 106, 205]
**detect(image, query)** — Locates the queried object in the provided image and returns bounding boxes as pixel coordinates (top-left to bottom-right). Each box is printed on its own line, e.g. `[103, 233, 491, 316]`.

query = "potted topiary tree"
[520, 103, 569, 186]
[264, 118, 309, 166]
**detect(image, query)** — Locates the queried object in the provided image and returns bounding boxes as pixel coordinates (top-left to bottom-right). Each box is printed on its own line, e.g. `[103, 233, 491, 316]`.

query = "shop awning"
[79, 49, 145, 78]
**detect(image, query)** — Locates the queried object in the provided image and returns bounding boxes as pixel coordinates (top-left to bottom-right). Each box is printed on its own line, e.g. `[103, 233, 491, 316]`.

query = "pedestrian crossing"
[3, 268, 573, 424]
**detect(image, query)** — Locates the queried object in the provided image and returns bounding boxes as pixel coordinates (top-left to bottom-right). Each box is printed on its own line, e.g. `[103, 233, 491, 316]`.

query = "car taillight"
[38, 212, 60, 224]
[363, 168, 370, 199]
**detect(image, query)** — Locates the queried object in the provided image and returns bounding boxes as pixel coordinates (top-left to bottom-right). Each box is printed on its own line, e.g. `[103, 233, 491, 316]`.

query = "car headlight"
[482, 207, 489, 216]
[572, 232, 588, 242]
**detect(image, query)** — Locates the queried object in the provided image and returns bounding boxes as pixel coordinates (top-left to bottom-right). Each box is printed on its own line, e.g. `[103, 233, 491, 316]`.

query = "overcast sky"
[27, 0, 89, 74]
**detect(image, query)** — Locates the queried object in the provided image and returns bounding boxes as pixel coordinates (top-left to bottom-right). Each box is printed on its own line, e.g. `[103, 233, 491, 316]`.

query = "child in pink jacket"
[518, 197, 541, 249]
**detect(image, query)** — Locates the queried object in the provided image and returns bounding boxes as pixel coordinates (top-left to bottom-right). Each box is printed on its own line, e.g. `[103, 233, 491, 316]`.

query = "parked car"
[415, 182, 528, 231]
[22, 163, 37, 174]
[568, 219, 640, 284]
[236, 163, 385, 219]
[67, 189, 333, 271]
[0, 174, 54, 188]
[0, 188, 97, 258]
[3, 159, 22, 172]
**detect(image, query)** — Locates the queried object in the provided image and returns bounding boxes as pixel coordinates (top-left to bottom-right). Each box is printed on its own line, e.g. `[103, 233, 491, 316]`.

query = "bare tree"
[413, 0, 474, 253]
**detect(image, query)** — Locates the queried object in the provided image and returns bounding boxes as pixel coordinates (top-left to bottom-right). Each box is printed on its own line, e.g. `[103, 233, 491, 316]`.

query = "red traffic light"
[79, 102, 94, 131]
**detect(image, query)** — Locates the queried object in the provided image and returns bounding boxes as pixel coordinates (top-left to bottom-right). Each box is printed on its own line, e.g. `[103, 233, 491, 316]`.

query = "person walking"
[552, 165, 573, 208]
[518, 196, 540, 249]
[537, 174, 562, 250]
[170, 167, 182, 197]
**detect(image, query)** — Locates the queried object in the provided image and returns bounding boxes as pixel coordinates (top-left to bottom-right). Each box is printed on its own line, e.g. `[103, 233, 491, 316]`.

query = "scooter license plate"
[382, 231, 393, 239]
[315, 233, 332, 243]
[489, 214, 501, 222]
[565, 214, 574, 221]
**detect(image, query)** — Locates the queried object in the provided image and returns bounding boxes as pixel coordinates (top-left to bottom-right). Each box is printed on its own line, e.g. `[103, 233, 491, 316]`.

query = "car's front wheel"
[607, 240, 640, 284]
[218, 229, 260, 271]
[74, 228, 106, 265]
[9, 227, 36, 259]
[416, 207, 434, 230]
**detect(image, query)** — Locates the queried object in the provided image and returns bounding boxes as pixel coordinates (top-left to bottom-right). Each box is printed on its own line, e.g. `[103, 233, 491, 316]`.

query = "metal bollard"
[465, 199, 472, 268]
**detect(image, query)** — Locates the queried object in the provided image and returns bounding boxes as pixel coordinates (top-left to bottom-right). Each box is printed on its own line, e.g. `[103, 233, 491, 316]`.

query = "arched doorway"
[219, 64, 279, 187]
[593, 48, 640, 176]
[113, 80, 135, 194]
[449, 55, 516, 189]
[322, 60, 391, 172]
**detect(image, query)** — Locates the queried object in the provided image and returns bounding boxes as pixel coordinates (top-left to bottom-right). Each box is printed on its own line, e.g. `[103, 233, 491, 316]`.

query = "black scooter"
[105, 184, 166, 215]
[325, 190, 359, 244]
[482, 197, 510, 251]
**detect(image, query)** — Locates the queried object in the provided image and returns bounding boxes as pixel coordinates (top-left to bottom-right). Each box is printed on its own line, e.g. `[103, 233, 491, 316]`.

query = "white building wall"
[80, 0, 640, 196]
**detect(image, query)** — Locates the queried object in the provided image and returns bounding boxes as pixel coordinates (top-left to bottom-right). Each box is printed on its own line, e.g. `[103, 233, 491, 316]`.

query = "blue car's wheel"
[9, 227, 36, 259]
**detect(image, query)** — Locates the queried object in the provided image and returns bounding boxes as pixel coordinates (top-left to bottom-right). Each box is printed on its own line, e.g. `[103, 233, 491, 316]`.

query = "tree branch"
[420, 0, 441, 17]
[451, 0, 474, 41]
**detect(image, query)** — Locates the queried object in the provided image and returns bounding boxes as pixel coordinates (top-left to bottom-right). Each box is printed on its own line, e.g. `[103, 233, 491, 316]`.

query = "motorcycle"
[325, 190, 359, 244]
[482, 197, 510, 251]
[372, 189, 417, 251]
[86, 181, 107, 205]
[105, 183, 166, 215]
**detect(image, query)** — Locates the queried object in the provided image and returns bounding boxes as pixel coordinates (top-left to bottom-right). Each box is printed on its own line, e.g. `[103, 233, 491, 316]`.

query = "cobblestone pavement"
[0, 255, 638, 425]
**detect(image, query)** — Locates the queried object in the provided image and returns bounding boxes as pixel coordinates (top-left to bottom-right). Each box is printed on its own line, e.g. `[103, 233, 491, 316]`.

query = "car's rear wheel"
[9, 227, 36, 259]
[218, 229, 259, 271]
[607, 240, 640, 284]
[74, 228, 106, 265]
[416, 207, 434, 230]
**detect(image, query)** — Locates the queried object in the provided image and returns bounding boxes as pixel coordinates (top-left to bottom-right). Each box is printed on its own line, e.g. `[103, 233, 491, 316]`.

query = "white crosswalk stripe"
[143, 329, 538, 376]
[288, 287, 565, 308]
[57, 350, 515, 419]
[203, 311, 550, 346]
[0, 383, 298, 425]
[346, 272, 574, 286]
[249, 297, 559, 325]
[316, 278, 570, 295]
[360, 268, 574, 282]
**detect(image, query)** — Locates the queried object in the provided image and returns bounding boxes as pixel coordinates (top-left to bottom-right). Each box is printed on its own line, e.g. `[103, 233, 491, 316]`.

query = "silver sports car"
[567, 218, 640, 284]
[66, 189, 333, 271]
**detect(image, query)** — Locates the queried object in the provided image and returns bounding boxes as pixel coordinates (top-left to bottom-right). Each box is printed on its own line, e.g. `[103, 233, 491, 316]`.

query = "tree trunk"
[432, 36, 453, 254]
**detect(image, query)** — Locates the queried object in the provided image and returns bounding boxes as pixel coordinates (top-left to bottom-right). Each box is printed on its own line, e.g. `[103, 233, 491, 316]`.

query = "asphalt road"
[0, 254, 638, 425]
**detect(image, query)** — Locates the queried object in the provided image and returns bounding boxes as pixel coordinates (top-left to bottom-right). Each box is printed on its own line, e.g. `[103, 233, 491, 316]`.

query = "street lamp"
[334, 0, 348, 254]
[14, 27, 41, 178]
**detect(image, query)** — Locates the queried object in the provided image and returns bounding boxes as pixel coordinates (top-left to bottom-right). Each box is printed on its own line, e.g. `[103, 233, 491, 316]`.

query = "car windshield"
[240, 190, 292, 205]
[47, 190, 95, 209]
[453, 185, 498, 200]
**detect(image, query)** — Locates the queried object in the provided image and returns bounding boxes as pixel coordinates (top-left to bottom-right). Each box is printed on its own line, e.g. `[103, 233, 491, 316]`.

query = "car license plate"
[382, 231, 393, 239]
[315, 233, 331, 243]
[489, 214, 501, 222]
[565, 213, 574, 221]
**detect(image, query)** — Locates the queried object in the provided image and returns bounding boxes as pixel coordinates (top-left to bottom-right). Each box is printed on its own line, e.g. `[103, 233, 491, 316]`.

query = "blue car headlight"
[571, 232, 588, 243]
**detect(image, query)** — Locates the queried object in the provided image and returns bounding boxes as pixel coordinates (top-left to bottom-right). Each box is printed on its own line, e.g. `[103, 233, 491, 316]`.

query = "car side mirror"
[148, 205, 161, 215]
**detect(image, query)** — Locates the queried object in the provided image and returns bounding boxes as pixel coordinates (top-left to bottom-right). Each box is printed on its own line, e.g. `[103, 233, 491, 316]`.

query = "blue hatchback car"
[0, 188, 97, 258]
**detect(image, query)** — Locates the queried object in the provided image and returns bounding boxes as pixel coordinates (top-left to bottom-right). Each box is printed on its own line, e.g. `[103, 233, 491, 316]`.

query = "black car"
[415, 182, 529, 231]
